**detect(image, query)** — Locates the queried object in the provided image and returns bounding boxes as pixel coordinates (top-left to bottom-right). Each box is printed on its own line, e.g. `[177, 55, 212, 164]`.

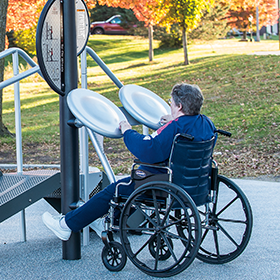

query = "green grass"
[1, 35, 280, 177]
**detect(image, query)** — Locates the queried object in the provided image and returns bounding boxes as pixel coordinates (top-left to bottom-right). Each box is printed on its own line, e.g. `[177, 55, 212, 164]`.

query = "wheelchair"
[99, 130, 253, 277]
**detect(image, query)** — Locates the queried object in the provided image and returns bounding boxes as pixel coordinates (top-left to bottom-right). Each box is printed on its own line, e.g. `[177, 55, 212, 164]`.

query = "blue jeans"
[65, 177, 135, 232]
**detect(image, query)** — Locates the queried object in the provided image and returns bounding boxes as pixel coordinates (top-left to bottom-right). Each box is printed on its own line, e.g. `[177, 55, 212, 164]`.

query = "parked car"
[90, 15, 129, 35]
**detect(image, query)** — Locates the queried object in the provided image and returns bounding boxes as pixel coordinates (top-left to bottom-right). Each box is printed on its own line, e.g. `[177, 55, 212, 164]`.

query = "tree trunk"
[148, 24, 153, 62]
[182, 26, 189, 65]
[0, 0, 12, 137]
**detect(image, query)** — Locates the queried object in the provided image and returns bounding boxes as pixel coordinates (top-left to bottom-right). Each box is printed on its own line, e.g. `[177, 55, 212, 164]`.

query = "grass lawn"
[1, 35, 280, 178]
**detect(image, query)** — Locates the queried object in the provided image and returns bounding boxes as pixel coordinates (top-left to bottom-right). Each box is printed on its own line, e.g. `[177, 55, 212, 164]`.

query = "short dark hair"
[171, 83, 204, 115]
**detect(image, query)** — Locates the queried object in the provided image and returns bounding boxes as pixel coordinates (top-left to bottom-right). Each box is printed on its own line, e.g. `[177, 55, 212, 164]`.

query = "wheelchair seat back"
[169, 134, 216, 206]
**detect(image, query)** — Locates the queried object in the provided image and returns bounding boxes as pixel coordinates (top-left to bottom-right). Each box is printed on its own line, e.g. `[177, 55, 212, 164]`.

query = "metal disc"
[119, 84, 171, 130]
[67, 89, 127, 138]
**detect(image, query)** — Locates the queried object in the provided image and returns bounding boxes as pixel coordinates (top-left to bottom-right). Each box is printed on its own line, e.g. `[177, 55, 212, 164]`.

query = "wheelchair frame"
[99, 131, 253, 277]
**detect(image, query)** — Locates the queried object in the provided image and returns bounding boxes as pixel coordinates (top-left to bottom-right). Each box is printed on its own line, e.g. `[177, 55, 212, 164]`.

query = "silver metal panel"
[0, 172, 61, 223]
[0, 174, 50, 206]
[119, 84, 171, 130]
[67, 88, 127, 138]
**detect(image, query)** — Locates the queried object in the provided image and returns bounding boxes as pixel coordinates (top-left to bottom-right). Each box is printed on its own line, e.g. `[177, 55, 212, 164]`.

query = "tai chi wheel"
[119, 181, 201, 277]
[101, 241, 127, 271]
[196, 175, 253, 264]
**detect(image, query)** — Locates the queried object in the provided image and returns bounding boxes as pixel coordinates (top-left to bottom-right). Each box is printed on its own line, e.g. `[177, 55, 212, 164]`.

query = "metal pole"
[12, 50, 26, 242]
[86, 47, 123, 89]
[256, 6, 260, 42]
[87, 128, 116, 184]
[80, 49, 89, 246]
[61, 0, 80, 260]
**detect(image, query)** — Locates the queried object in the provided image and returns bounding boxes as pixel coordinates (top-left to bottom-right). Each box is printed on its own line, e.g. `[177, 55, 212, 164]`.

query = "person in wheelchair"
[42, 82, 216, 241]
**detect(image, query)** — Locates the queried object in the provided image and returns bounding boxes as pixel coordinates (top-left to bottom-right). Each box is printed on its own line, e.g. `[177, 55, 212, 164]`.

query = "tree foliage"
[99, 0, 167, 61]
[189, 1, 230, 40]
[6, 0, 46, 32]
[0, 0, 10, 136]
[224, 0, 278, 38]
[160, 0, 213, 64]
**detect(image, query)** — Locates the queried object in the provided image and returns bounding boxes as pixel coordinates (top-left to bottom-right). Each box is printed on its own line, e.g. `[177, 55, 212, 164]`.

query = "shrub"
[14, 26, 36, 56]
[157, 25, 182, 49]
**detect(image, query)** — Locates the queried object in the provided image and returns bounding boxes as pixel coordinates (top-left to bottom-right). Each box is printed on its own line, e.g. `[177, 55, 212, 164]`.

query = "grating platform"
[44, 170, 105, 212]
[0, 170, 60, 223]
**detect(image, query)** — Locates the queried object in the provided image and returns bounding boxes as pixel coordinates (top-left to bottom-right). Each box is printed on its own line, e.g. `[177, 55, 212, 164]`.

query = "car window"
[110, 18, 121, 24]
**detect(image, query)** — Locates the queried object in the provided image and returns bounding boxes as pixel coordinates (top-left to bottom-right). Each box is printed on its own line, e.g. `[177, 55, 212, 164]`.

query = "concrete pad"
[0, 179, 279, 279]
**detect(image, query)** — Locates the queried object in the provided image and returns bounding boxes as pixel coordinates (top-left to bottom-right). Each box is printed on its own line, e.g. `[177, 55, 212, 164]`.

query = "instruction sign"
[36, 0, 90, 95]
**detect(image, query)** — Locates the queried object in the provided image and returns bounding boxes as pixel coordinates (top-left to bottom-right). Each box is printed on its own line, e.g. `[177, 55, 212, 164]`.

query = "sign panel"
[76, 0, 90, 55]
[36, 0, 90, 95]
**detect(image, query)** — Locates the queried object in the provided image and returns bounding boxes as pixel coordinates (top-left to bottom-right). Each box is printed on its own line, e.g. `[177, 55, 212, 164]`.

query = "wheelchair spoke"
[132, 233, 156, 259]
[216, 195, 238, 217]
[200, 228, 210, 244]
[161, 228, 190, 243]
[213, 230, 220, 258]
[216, 221, 239, 247]
[152, 190, 161, 224]
[160, 196, 176, 227]
[134, 203, 157, 228]
[160, 233, 178, 263]
[121, 226, 155, 232]
[217, 217, 248, 224]
[154, 235, 161, 270]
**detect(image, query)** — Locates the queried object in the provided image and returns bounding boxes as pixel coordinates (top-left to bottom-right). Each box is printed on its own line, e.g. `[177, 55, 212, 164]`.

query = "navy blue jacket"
[123, 114, 216, 173]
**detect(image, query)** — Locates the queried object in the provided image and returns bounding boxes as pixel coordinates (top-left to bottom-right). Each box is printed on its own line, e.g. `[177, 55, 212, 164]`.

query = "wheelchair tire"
[196, 175, 253, 264]
[101, 241, 127, 271]
[119, 181, 201, 277]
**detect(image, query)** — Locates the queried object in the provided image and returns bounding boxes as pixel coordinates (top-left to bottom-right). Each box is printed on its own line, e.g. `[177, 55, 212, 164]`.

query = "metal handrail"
[85, 46, 123, 89]
[0, 48, 43, 90]
[0, 47, 45, 242]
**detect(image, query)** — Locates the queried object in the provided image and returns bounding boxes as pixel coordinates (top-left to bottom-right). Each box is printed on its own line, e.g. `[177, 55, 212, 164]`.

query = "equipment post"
[60, 0, 81, 260]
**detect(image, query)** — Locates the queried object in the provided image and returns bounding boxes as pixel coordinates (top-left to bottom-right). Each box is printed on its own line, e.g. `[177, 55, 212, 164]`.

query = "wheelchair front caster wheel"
[102, 241, 127, 272]
[148, 235, 173, 261]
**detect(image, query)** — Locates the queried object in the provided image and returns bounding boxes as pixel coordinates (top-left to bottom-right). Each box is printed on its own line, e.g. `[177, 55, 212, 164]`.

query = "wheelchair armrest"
[132, 159, 172, 175]
[133, 158, 167, 167]
[177, 133, 194, 141]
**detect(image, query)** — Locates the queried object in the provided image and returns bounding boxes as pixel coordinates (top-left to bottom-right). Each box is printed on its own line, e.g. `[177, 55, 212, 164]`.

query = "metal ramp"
[0, 170, 60, 223]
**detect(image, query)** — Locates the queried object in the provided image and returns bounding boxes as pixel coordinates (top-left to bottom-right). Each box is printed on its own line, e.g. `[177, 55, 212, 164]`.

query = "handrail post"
[12, 50, 26, 242]
[80, 49, 90, 246]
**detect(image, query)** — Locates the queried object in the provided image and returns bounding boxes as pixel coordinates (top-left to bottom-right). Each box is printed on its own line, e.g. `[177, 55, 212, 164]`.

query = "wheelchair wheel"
[102, 241, 127, 271]
[196, 175, 253, 264]
[119, 181, 201, 277]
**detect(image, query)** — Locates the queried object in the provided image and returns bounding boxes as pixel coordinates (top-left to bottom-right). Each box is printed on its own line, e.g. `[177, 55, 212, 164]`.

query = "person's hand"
[119, 120, 132, 134]
[160, 114, 173, 125]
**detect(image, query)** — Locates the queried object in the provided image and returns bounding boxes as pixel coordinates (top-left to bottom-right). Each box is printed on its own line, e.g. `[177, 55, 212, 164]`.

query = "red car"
[90, 15, 128, 35]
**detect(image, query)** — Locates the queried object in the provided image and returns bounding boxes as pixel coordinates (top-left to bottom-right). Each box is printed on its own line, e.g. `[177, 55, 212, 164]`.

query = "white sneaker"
[42, 212, 72, 241]
[89, 218, 105, 238]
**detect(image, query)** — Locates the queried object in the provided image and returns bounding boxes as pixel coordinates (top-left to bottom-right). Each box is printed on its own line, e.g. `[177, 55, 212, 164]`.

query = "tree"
[189, 1, 230, 41]
[161, 0, 212, 65]
[100, 0, 166, 61]
[225, 0, 278, 40]
[0, 0, 10, 136]
[0, 0, 47, 136]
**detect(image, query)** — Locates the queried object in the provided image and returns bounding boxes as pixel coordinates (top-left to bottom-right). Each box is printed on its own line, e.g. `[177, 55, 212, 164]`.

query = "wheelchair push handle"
[215, 129, 231, 137]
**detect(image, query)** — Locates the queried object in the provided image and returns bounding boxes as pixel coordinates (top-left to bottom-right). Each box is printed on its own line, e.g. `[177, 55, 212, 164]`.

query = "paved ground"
[1, 178, 280, 280]
[249, 50, 280, 55]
